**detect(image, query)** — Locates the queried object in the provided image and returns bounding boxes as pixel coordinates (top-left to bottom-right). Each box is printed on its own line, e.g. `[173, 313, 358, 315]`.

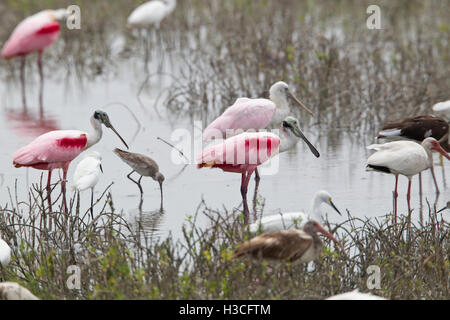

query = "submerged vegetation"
[0, 0, 449, 299]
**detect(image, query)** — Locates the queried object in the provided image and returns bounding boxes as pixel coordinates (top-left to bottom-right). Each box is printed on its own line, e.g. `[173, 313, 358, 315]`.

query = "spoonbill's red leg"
[37, 50, 44, 115]
[46, 170, 52, 211]
[20, 56, 26, 110]
[393, 174, 399, 225]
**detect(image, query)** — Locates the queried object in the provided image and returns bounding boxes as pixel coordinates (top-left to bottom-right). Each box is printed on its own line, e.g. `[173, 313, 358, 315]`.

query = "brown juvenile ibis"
[232, 220, 346, 264]
[377, 115, 450, 193]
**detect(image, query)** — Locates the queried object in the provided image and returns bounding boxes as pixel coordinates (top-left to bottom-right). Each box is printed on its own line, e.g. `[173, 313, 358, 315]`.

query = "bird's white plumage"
[366, 141, 430, 177]
[73, 151, 102, 191]
[326, 289, 386, 300]
[249, 190, 337, 233]
[0, 238, 11, 267]
[128, 0, 176, 28]
[432, 100, 450, 118]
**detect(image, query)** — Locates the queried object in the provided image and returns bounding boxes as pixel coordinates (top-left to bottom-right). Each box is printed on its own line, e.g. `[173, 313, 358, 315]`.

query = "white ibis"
[73, 151, 103, 219]
[326, 289, 386, 300]
[0, 282, 39, 300]
[377, 114, 450, 192]
[113, 148, 165, 210]
[232, 220, 346, 264]
[366, 137, 450, 224]
[249, 190, 341, 233]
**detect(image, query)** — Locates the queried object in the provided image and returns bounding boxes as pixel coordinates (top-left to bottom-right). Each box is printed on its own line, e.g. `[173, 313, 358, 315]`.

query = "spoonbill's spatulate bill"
[1, 9, 71, 107]
[113, 148, 165, 210]
[203, 81, 314, 141]
[198, 116, 320, 224]
[366, 137, 450, 224]
[128, 0, 177, 28]
[249, 190, 341, 233]
[233, 220, 345, 264]
[12, 110, 128, 212]
[73, 151, 103, 219]
[378, 114, 450, 193]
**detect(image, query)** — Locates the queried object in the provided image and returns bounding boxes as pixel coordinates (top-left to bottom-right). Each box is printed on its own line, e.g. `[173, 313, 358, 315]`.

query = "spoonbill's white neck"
[270, 90, 289, 113]
[86, 116, 103, 149]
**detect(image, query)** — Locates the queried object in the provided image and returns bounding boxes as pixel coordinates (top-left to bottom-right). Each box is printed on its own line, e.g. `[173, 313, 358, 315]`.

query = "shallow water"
[0, 38, 449, 242]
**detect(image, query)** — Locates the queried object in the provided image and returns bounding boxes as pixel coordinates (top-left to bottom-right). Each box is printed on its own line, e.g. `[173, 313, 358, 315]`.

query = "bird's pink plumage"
[1, 10, 60, 59]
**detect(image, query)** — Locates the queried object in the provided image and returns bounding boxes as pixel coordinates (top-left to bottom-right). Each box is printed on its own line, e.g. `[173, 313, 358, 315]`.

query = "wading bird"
[377, 115, 449, 192]
[13, 110, 129, 212]
[249, 190, 341, 233]
[128, 0, 177, 29]
[203, 81, 314, 183]
[113, 148, 164, 210]
[366, 138, 450, 224]
[326, 289, 386, 300]
[233, 220, 346, 264]
[0, 282, 39, 300]
[73, 151, 103, 219]
[1, 9, 70, 109]
[0, 235, 11, 268]
[198, 116, 320, 224]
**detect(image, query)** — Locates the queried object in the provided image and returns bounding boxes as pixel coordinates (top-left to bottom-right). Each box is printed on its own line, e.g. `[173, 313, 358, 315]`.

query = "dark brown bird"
[114, 148, 164, 209]
[377, 114, 450, 193]
[232, 220, 346, 264]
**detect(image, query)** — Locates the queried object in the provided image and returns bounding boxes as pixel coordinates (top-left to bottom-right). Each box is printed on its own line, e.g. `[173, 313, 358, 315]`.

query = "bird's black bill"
[100, 164, 104, 173]
[109, 125, 129, 149]
[289, 124, 320, 158]
[330, 200, 342, 216]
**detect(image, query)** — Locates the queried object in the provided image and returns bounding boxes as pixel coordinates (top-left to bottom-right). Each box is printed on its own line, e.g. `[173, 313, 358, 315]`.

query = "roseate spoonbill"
[128, 0, 176, 28]
[203, 81, 314, 183]
[203, 81, 314, 141]
[377, 115, 450, 193]
[232, 220, 346, 264]
[249, 190, 341, 233]
[13, 110, 129, 212]
[73, 151, 103, 218]
[432, 100, 450, 118]
[366, 137, 450, 224]
[198, 116, 320, 224]
[0, 235, 11, 268]
[326, 289, 386, 300]
[0, 282, 39, 300]
[1, 9, 70, 108]
[113, 148, 164, 210]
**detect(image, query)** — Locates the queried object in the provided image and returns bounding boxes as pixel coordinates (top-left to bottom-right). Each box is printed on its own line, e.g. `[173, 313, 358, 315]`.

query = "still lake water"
[0, 46, 448, 241]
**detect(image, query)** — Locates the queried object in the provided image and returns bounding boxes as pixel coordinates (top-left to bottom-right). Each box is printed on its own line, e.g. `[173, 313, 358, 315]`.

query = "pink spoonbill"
[197, 116, 320, 224]
[13, 110, 129, 212]
[203, 81, 315, 182]
[1, 9, 70, 109]
[366, 137, 450, 224]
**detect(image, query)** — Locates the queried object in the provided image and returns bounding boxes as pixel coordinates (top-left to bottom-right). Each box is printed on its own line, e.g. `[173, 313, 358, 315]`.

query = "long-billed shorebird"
[114, 148, 164, 210]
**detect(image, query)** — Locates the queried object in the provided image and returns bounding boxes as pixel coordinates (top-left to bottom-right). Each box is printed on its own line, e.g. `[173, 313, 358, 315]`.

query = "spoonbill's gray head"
[93, 110, 129, 149]
[269, 81, 314, 116]
[281, 116, 320, 158]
